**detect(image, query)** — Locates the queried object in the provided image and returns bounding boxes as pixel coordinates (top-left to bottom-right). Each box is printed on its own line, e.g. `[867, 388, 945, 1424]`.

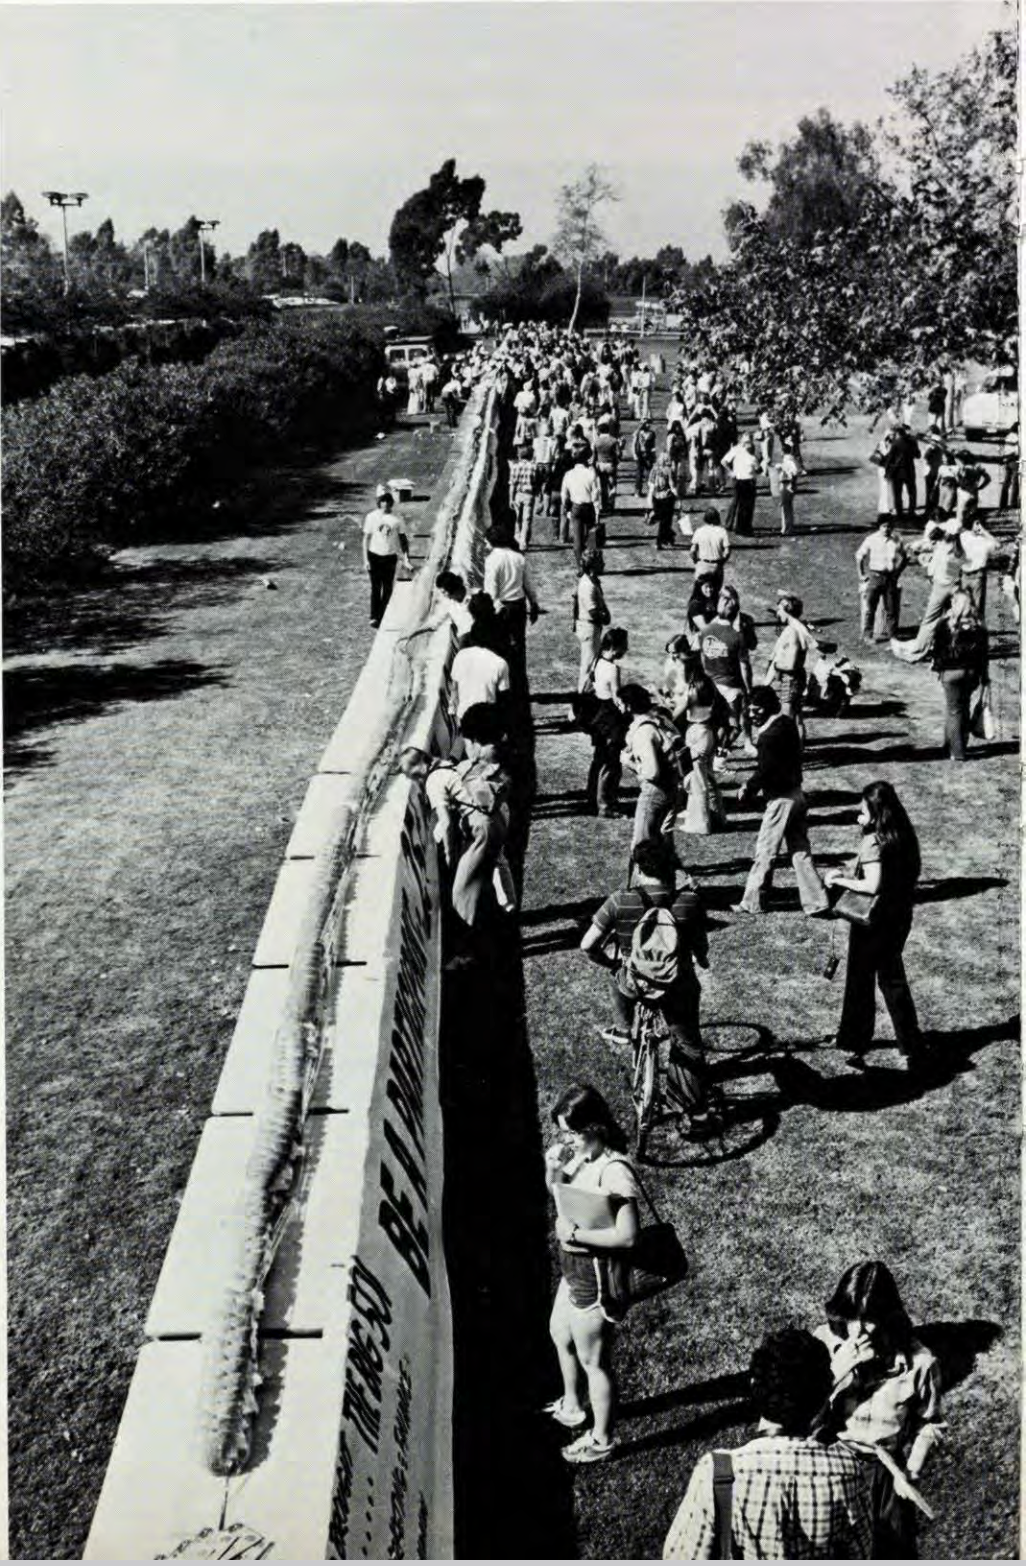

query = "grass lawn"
[516, 352, 1020, 1559]
[3, 415, 460, 1561]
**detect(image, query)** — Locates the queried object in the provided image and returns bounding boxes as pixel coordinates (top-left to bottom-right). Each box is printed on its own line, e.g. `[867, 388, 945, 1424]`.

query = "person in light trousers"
[731, 686, 829, 916]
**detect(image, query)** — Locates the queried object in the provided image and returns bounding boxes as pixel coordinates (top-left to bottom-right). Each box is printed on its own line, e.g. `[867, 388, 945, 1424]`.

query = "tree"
[1, 190, 60, 297]
[552, 164, 619, 331]
[725, 109, 882, 248]
[388, 159, 521, 314]
[246, 228, 282, 292]
[678, 25, 1016, 419]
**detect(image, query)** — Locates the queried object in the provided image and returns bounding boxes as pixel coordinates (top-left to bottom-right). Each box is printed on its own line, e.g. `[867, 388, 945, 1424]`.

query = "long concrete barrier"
[85, 383, 500, 1560]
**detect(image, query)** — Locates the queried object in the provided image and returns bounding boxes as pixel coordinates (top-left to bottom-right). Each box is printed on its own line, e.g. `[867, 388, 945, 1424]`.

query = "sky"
[0, 1, 1010, 266]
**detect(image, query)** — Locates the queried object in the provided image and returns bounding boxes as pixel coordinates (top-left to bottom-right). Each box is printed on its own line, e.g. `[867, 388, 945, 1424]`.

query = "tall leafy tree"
[552, 164, 619, 331]
[725, 109, 882, 248]
[388, 158, 521, 313]
[246, 228, 282, 292]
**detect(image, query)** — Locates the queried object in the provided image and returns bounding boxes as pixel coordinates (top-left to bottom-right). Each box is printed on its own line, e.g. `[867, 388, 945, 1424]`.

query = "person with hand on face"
[362, 487, 411, 627]
[814, 1261, 944, 1558]
[543, 1083, 640, 1465]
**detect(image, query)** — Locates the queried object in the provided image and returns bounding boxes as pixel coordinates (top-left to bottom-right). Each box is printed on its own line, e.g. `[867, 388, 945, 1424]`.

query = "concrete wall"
[85, 383, 499, 1561]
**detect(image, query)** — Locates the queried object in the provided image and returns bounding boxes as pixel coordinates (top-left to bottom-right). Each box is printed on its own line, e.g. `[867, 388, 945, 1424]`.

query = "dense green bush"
[2, 314, 384, 592]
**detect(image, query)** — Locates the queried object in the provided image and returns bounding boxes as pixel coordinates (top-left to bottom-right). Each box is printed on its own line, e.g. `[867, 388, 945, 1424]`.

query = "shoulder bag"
[603, 1160, 689, 1313]
[832, 886, 881, 927]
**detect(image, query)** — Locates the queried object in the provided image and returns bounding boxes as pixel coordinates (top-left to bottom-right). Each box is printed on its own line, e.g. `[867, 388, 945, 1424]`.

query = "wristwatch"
[570, 1222, 580, 1245]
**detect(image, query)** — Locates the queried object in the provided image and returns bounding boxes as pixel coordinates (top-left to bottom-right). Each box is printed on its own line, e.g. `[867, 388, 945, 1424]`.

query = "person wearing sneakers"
[580, 836, 710, 1115]
[543, 1082, 640, 1465]
[362, 487, 411, 627]
[732, 686, 830, 917]
[699, 587, 755, 754]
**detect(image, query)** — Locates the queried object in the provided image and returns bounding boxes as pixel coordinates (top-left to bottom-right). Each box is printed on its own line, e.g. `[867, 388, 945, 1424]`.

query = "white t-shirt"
[723, 445, 759, 480]
[484, 547, 534, 605]
[691, 522, 731, 563]
[363, 507, 407, 557]
[450, 645, 511, 718]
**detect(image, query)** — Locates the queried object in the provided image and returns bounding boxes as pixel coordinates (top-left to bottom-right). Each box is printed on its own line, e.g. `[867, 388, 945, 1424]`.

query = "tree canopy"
[388, 158, 521, 312]
[675, 26, 1017, 418]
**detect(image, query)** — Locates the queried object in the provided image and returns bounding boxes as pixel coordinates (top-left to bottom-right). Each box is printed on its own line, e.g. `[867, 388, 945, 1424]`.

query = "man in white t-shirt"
[690, 507, 732, 597]
[721, 433, 759, 536]
[450, 640, 511, 722]
[362, 489, 410, 627]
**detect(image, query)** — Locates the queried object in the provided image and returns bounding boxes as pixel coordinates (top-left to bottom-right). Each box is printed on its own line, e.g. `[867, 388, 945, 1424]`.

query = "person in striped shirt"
[663, 1327, 875, 1560]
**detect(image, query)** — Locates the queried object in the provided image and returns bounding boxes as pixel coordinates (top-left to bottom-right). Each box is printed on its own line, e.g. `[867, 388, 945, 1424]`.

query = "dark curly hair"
[749, 1328, 833, 1434]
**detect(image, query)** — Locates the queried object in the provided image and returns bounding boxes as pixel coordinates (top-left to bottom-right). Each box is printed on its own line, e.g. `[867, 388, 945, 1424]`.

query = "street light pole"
[196, 218, 220, 285]
[42, 190, 89, 294]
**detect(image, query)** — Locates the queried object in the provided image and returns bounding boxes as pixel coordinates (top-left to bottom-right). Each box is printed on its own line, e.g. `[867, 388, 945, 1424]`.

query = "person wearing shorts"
[544, 1083, 640, 1464]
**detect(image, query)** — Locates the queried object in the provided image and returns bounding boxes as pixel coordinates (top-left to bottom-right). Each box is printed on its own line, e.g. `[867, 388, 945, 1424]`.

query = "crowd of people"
[376, 319, 1013, 1557]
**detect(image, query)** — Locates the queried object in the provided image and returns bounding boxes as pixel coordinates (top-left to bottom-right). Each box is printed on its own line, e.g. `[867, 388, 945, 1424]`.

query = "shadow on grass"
[916, 1320, 1003, 1393]
[804, 727, 906, 750]
[846, 699, 908, 720]
[619, 1369, 750, 1421]
[4, 658, 231, 777]
[618, 1397, 753, 1457]
[771, 1013, 1018, 1113]
[4, 555, 282, 662]
[917, 875, 1009, 904]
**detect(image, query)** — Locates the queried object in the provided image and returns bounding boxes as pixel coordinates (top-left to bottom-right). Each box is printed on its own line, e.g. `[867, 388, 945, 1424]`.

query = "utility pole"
[142, 239, 154, 291]
[196, 218, 220, 284]
[42, 190, 89, 294]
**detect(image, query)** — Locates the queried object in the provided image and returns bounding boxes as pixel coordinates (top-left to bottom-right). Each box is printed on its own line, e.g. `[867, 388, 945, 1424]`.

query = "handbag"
[604, 1162, 689, 1312]
[970, 684, 996, 741]
[833, 887, 880, 927]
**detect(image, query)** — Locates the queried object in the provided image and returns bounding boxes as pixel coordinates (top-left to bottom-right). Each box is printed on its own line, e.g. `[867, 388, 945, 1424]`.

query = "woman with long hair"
[662, 644, 726, 834]
[572, 547, 610, 693]
[585, 627, 629, 817]
[931, 589, 990, 761]
[826, 781, 924, 1065]
[814, 1260, 944, 1556]
[544, 1083, 639, 1464]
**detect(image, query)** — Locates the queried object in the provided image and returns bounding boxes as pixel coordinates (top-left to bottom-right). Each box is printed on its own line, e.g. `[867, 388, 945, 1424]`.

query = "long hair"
[862, 780, 921, 888]
[551, 1083, 627, 1153]
[825, 1260, 913, 1357]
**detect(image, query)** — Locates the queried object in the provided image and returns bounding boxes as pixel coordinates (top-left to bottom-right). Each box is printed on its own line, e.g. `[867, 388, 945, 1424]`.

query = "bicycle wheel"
[631, 1021, 658, 1159]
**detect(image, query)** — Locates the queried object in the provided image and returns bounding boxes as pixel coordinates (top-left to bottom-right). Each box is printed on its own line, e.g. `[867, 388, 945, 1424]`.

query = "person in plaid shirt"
[508, 442, 540, 549]
[663, 1328, 874, 1560]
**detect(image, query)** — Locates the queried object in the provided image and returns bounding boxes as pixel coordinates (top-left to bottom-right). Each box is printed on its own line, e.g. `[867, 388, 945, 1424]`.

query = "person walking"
[731, 686, 829, 917]
[697, 587, 755, 753]
[663, 1327, 875, 1561]
[776, 446, 800, 536]
[721, 432, 759, 536]
[632, 418, 657, 497]
[362, 487, 411, 627]
[561, 453, 603, 565]
[483, 522, 540, 676]
[814, 1261, 944, 1557]
[572, 548, 611, 693]
[960, 514, 999, 621]
[647, 456, 678, 551]
[594, 419, 620, 516]
[930, 590, 990, 761]
[508, 442, 540, 549]
[824, 781, 924, 1063]
[689, 507, 731, 599]
[855, 515, 907, 643]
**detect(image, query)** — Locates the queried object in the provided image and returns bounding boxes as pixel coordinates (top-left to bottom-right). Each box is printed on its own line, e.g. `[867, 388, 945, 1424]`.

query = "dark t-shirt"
[591, 883, 707, 969]
[700, 619, 746, 687]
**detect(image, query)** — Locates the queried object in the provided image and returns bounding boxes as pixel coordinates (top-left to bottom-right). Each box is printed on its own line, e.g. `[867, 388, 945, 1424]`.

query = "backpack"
[455, 758, 508, 818]
[637, 710, 691, 784]
[626, 888, 682, 998]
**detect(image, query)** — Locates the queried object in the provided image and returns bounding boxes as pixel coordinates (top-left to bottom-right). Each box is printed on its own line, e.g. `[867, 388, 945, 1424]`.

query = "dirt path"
[3, 414, 459, 1560]
[514, 357, 1019, 1559]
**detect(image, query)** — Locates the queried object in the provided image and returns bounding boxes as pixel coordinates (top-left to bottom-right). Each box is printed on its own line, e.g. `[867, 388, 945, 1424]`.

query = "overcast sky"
[0, 2, 1009, 265]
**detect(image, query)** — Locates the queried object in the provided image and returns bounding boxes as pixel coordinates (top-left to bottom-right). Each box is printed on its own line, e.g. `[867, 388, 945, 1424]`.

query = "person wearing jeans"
[621, 685, 682, 847]
[362, 488, 410, 627]
[825, 782, 924, 1065]
[892, 521, 965, 662]
[855, 514, 907, 643]
[732, 686, 829, 916]
[930, 590, 990, 761]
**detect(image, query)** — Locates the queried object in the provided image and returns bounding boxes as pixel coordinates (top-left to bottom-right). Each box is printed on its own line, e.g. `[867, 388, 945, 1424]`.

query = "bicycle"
[629, 999, 726, 1161]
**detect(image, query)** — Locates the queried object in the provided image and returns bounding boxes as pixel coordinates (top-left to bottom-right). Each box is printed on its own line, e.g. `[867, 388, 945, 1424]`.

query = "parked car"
[961, 367, 1018, 440]
[383, 337, 435, 386]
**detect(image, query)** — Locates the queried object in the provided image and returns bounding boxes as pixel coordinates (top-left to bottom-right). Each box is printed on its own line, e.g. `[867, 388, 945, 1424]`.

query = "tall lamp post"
[42, 190, 89, 294]
[196, 218, 220, 284]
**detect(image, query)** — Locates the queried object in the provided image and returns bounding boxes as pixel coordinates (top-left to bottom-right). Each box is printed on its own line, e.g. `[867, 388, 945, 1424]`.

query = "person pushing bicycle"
[580, 837, 711, 1120]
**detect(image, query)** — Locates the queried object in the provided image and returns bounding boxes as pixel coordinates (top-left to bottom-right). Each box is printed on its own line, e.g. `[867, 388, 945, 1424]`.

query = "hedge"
[2, 314, 384, 593]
